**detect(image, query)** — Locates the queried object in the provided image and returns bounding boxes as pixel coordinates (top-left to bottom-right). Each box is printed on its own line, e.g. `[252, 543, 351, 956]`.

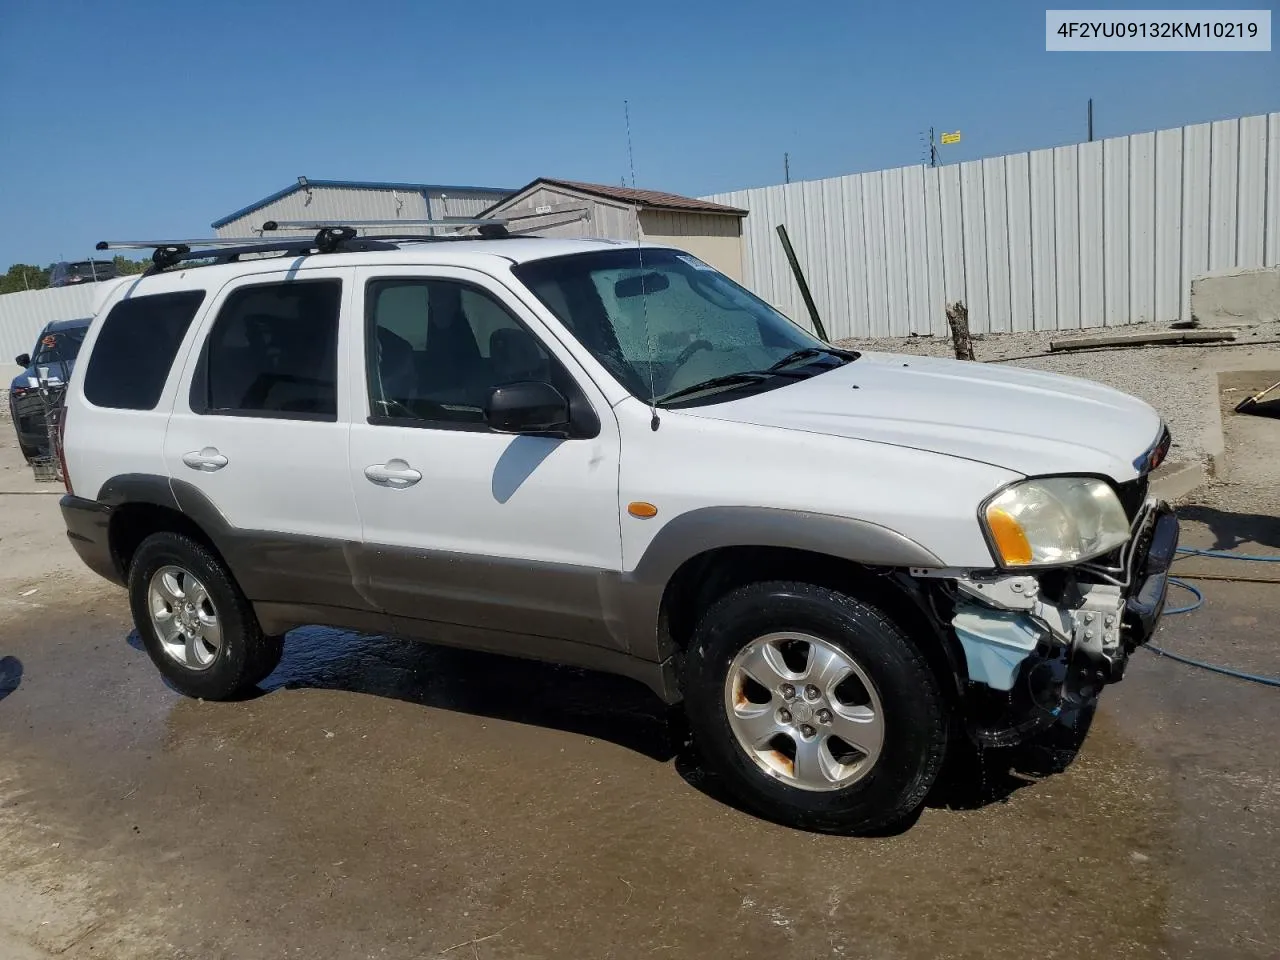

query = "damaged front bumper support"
[946, 499, 1179, 702]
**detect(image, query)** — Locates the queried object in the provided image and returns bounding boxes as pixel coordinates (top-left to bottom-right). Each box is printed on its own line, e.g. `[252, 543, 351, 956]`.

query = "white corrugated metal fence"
[705, 111, 1280, 340]
[1, 286, 97, 372]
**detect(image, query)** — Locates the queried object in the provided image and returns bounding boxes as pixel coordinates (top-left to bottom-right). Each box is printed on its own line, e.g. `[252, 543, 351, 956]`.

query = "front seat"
[374, 326, 418, 408]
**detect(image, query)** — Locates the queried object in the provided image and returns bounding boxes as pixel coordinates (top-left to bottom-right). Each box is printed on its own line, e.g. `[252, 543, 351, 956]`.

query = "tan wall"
[638, 211, 744, 281]
[485, 185, 636, 239]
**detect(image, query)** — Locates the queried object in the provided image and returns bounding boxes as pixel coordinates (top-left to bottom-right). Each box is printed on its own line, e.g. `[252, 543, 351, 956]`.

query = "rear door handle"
[182, 447, 229, 472]
[364, 459, 422, 488]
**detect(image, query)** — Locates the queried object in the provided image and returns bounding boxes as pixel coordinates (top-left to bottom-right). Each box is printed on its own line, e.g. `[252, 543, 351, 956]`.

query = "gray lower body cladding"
[63, 477, 950, 705]
[60, 482, 683, 702]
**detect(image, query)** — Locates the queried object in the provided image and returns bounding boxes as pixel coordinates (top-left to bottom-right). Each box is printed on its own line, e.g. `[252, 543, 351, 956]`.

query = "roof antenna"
[625, 98, 660, 432]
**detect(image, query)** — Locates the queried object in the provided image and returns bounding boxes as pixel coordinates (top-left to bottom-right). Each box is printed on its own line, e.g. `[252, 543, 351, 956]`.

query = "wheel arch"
[97, 473, 232, 580]
[610, 507, 962, 697]
[653, 545, 966, 702]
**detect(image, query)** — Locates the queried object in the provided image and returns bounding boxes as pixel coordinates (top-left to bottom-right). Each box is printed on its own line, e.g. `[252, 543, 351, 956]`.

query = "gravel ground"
[843, 317, 1280, 468]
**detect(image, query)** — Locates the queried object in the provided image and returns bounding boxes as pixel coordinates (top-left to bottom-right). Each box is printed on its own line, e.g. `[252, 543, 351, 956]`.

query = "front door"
[346, 265, 624, 649]
[163, 266, 371, 615]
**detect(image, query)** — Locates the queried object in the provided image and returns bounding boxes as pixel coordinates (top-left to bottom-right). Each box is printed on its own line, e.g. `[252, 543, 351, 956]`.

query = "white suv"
[58, 227, 1178, 834]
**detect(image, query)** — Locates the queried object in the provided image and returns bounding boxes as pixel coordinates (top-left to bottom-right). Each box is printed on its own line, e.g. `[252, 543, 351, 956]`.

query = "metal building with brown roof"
[480, 178, 749, 280]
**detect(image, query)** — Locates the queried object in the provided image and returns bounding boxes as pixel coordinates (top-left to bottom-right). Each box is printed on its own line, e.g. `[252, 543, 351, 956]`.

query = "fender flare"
[607, 506, 944, 661]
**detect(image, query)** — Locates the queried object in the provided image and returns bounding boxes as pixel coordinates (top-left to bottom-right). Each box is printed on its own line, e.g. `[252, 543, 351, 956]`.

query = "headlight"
[982, 477, 1130, 567]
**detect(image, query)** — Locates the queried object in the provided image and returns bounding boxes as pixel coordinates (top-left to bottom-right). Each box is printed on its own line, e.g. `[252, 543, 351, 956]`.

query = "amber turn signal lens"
[986, 507, 1033, 565]
[627, 501, 658, 519]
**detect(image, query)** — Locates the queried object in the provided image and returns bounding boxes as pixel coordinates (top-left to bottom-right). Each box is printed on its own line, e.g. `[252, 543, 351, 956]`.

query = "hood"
[680, 351, 1164, 480]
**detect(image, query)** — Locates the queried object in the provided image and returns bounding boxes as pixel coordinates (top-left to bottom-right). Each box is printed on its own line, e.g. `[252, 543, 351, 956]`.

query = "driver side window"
[365, 278, 565, 430]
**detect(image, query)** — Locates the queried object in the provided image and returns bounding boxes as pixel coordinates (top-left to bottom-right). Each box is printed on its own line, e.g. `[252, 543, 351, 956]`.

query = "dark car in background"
[48, 260, 117, 287]
[8, 317, 90, 461]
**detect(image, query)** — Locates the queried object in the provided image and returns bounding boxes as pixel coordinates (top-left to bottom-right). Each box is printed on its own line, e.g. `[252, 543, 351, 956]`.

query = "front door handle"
[182, 447, 229, 472]
[364, 459, 422, 488]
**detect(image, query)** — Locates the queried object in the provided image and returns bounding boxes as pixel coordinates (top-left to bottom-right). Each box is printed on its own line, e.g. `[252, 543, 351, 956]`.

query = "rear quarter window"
[82, 291, 206, 410]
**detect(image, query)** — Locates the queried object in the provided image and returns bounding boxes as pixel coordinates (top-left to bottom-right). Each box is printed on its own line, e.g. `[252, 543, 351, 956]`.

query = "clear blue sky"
[1, 0, 1276, 268]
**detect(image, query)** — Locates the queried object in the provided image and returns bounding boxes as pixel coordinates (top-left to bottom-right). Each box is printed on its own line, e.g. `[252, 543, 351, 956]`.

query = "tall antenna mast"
[625, 99, 660, 431]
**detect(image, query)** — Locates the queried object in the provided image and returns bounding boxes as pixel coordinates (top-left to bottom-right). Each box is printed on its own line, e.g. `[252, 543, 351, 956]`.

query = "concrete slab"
[1191, 264, 1280, 328]
[1149, 460, 1205, 502]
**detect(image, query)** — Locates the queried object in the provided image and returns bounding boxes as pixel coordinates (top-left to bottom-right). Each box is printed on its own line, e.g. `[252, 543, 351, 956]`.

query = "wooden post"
[946, 301, 974, 360]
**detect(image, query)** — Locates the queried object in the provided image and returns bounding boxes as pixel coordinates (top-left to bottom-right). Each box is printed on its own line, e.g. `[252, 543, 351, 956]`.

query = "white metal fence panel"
[1005, 154, 1033, 333]
[1, 286, 98, 373]
[1238, 114, 1268, 267]
[1053, 146, 1081, 330]
[1154, 128, 1183, 323]
[1102, 136, 1130, 327]
[1130, 132, 1157, 325]
[1181, 123, 1212, 323]
[1268, 114, 1280, 266]
[705, 110, 1280, 337]
[1078, 141, 1104, 329]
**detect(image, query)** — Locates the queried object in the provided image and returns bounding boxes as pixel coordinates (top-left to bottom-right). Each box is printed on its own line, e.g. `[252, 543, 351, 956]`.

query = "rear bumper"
[60, 495, 124, 586]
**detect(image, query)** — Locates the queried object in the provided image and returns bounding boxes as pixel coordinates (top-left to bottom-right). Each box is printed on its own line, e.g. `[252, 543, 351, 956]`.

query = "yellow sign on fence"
[940, 131, 961, 145]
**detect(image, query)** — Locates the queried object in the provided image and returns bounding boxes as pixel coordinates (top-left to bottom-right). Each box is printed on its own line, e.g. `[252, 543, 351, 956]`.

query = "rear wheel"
[684, 581, 948, 834]
[128, 532, 283, 700]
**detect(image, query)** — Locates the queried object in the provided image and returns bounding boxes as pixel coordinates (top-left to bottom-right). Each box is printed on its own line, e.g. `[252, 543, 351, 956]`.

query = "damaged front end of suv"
[915, 437, 1179, 747]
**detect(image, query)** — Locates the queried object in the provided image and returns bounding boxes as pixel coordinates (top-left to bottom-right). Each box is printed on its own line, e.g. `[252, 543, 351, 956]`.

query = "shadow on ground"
[1177, 500, 1280, 552]
[0, 655, 22, 702]
[124, 623, 1094, 832]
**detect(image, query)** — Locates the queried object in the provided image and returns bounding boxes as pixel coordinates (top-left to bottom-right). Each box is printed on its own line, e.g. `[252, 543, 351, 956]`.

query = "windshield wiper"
[655, 368, 809, 406]
[767, 346, 860, 371]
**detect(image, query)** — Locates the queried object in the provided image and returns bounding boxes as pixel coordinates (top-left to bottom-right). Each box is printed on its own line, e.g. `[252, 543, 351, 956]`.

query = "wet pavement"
[1, 493, 1278, 959]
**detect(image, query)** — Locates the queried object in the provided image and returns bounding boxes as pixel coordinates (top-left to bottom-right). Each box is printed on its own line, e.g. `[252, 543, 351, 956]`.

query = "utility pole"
[929, 127, 939, 167]
[784, 152, 791, 184]
[1088, 98, 1094, 142]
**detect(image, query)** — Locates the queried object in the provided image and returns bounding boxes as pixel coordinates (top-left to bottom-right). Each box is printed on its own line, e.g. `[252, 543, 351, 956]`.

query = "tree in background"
[112, 255, 148, 276]
[0, 264, 50, 293]
[0, 256, 149, 294]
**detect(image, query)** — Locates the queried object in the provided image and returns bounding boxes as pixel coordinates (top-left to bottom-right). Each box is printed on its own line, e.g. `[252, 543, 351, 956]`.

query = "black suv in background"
[49, 260, 117, 287]
[8, 317, 90, 460]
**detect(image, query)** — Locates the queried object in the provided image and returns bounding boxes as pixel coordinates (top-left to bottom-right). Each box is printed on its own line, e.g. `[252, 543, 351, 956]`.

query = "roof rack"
[95, 207, 594, 274]
[262, 218, 513, 239]
[96, 227, 395, 270]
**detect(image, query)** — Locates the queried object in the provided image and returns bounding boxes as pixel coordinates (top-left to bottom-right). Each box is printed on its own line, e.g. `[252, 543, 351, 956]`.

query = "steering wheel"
[673, 339, 714, 367]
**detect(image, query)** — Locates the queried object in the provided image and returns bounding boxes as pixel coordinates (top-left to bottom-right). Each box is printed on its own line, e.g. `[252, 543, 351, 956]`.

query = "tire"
[683, 581, 948, 834]
[127, 532, 282, 700]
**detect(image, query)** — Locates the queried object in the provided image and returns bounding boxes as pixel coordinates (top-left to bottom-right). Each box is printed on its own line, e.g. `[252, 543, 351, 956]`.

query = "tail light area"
[55, 405, 73, 495]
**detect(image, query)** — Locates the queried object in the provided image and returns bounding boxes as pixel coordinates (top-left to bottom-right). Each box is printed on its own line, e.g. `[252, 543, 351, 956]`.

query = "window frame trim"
[187, 276, 345, 423]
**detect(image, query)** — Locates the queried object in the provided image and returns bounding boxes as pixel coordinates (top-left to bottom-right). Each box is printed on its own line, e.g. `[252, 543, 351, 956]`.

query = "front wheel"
[684, 581, 948, 834]
[128, 532, 282, 700]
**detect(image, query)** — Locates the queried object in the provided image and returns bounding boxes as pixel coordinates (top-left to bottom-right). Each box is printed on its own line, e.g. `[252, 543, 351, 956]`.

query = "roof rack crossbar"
[96, 238, 273, 250]
[261, 218, 509, 231]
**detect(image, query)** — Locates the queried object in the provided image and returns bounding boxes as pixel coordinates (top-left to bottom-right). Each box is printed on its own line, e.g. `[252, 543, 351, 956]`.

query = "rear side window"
[83, 291, 206, 410]
[193, 279, 340, 421]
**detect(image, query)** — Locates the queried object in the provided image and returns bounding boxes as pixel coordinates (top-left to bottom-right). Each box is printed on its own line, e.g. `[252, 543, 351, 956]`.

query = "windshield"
[32, 326, 88, 366]
[512, 248, 842, 406]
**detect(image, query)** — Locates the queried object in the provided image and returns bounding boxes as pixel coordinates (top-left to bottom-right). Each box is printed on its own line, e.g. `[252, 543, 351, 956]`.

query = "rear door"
[346, 265, 625, 650]
[162, 267, 373, 616]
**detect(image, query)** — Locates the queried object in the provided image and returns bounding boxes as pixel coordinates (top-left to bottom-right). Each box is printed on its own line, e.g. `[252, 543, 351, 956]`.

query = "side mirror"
[15, 353, 31, 368]
[485, 381, 570, 436]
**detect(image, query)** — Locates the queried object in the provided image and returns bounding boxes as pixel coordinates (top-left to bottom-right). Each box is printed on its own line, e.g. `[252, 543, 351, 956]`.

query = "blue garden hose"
[1147, 547, 1280, 687]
